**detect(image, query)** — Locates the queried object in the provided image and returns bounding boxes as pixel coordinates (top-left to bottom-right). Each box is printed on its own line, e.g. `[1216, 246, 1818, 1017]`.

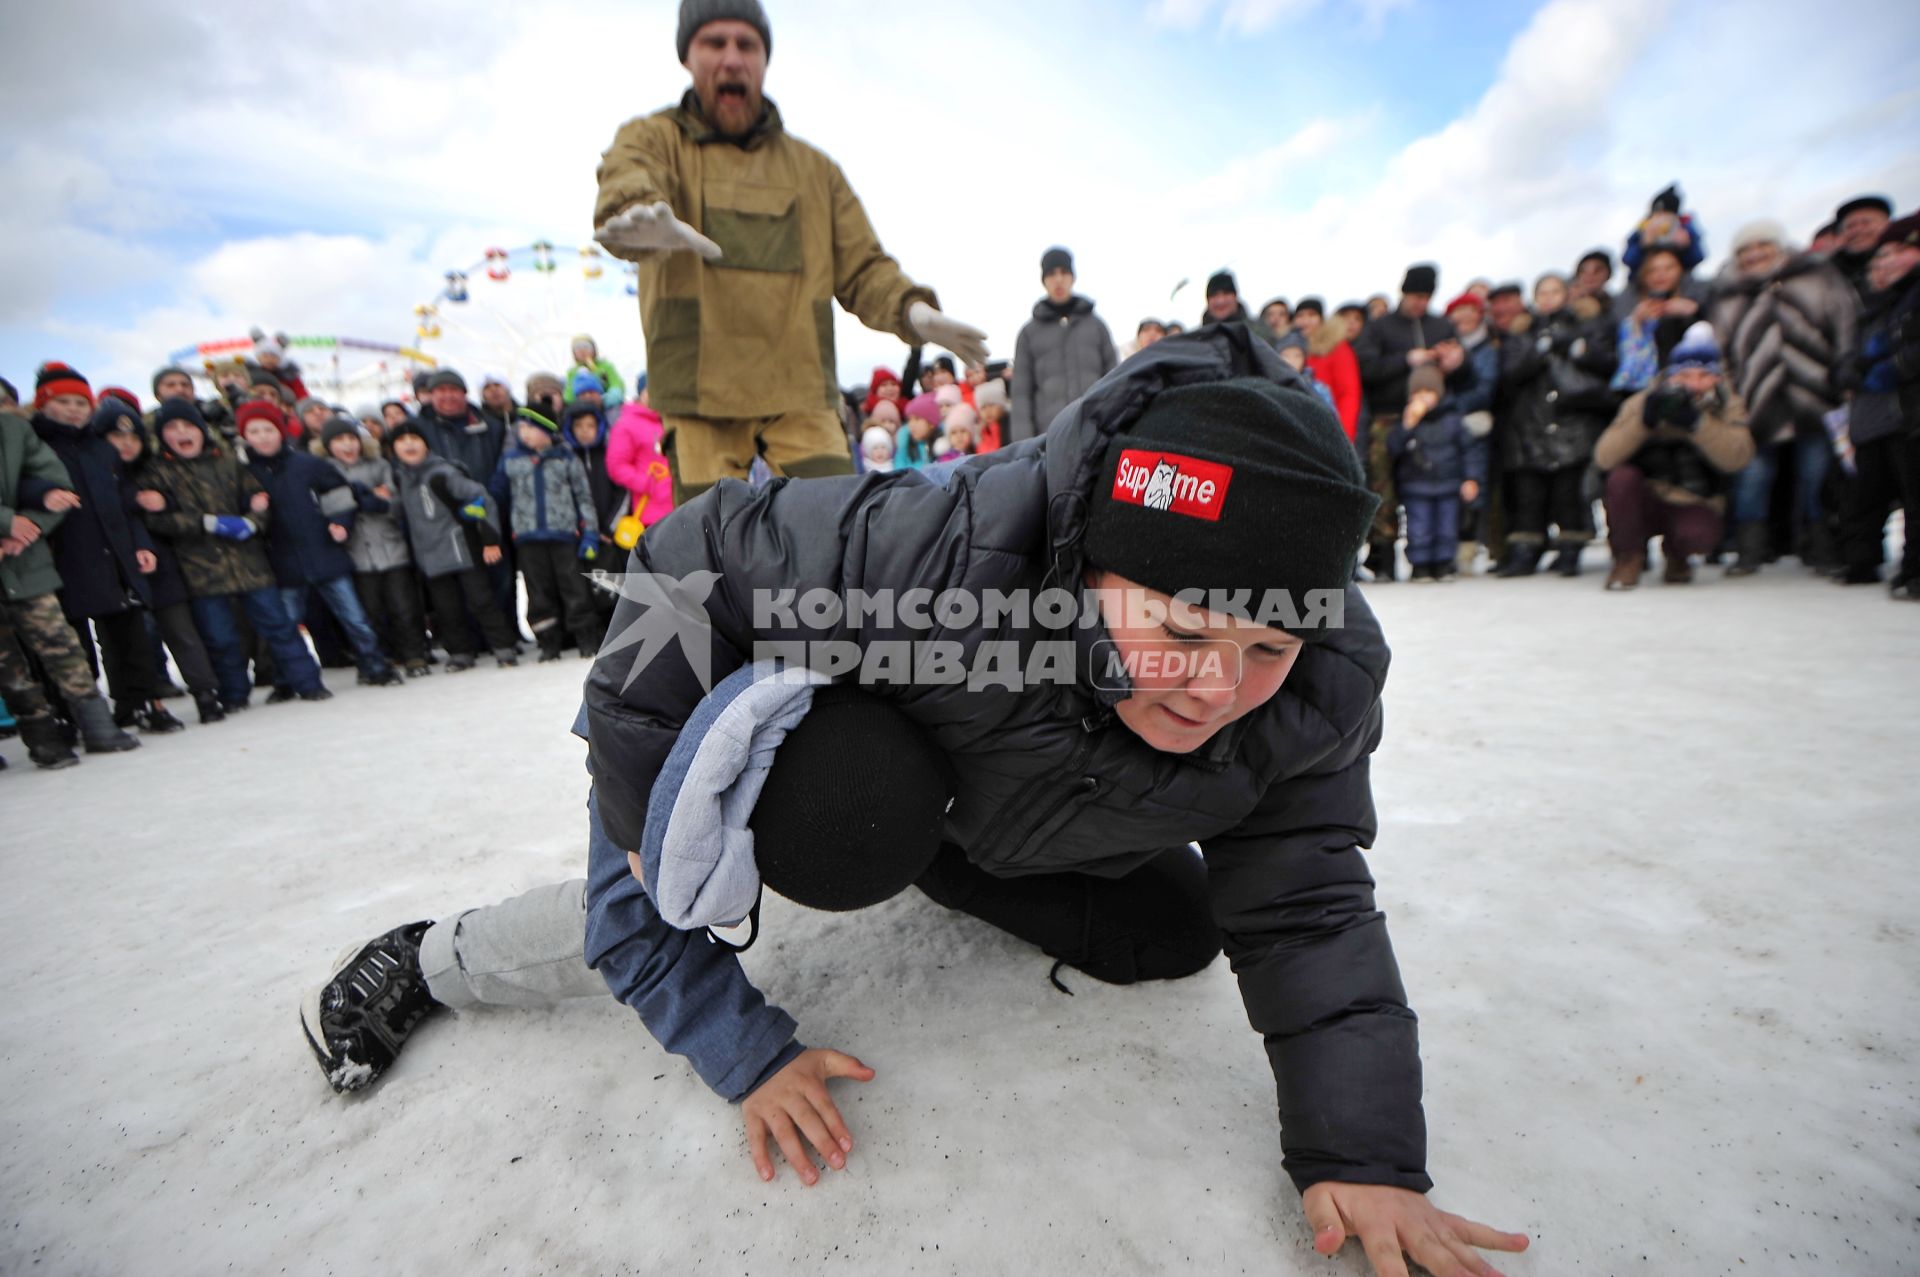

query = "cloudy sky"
[4, 0, 1916, 404]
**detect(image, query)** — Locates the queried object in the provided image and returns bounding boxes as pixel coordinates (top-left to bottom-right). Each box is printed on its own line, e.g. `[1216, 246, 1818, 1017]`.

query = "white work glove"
[594, 201, 723, 260]
[907, 300, 990, 369]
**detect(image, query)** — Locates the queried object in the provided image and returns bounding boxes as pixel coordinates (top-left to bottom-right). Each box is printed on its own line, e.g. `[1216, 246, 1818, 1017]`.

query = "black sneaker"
[221, 698, 251, 714]
[133, 702, 187, 733]
[404, 660, 432, 678]
[265, 686, 298, 705]
[537, 648, 562, 663]
[493, 649, 519, 668]
[300, 921, 444, 1094]
[360, 667, 404, 687]
[299, 687, 335, 702]
[194, 693, 227, 724]
[444, 654, 477, 673]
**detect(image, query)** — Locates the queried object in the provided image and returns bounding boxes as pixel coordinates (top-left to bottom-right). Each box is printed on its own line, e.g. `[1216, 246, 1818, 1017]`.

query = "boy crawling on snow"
[303, 324, 1528, 1277]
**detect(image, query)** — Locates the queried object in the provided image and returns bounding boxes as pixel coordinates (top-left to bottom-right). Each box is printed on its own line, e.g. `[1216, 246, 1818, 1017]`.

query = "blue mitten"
[208, 515, 254, 541]
[577, 531, 601, 562]
[458, 498, 489, 523]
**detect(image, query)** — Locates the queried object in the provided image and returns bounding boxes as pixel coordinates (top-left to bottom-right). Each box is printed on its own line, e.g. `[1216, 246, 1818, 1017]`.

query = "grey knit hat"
[676, 0, 772, 62]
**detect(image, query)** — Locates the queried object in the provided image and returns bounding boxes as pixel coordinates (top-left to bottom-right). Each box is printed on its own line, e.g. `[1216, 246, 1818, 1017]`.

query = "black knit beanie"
[320, 416, 362, 451]
[1401, 263, 1438, 296]
[1083, 378, 1377, 623]
[676, 0, 772, 62]
[749, 686, 955, 912]
[1205, 270, 1238, 298]
[1041, 246, 1074, 278]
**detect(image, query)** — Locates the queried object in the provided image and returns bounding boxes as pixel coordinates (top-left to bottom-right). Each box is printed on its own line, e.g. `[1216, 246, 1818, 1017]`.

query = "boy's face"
[429, 385, 467, 417]
[391, 434, 428, 465]
[1278, 346, 1306, 372]
[1407, 388, 1440, 417]
[108, 430, 144, 464]
[162, 421, 204, 459]
[242, 418, 284, 456]
[156, 372, 195, 401]
[570, 417, 598, 447]
[328, 433, 364, 464]
[382, 403, 409, 427]
[301, 404, 331, 432]
[360, 415, 385, 440]
[1088, 570, 1303, 755]
[1042, 268, 1075, 304]
[517, 422, 553, 451]
[40, 394, 92, 427]
[579, 389, 604, 408]
[1261, 302, 1290, 332]
[482, 383, 511, 409]
[1206, 291, 1238, 320]
[1293, 309, 1321, 336]
[1534, 278, 1568, 312]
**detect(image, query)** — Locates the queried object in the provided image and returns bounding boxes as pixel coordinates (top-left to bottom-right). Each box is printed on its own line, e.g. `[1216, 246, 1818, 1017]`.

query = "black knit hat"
[676, 0, 772, 62]
[1084, 378, 1377, 629]
[320, 416, 362, 451]
[1205, 270, 1238, 298]
[1651, 183, 1683, 215]
[749, 686, 955, 912]
[1401, 263, 1438, 296]
[1293, 296, 1325, 317]
[1041, 246, 1074, 278]
[1576, 248, 1613, 275]
[154, 397, 209, 435]
[385, 416, 428, 448]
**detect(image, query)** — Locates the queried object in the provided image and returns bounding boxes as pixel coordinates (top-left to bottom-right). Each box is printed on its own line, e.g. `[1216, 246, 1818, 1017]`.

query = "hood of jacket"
[1030, 295, 1098, 322]
[666, 88, 785, 150]
[613, 400, 665, 451]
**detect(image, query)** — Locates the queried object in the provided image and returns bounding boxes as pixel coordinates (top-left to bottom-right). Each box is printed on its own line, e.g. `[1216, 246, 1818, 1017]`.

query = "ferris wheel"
[410, 241, 645, 391]
[167, 335, 436, 402]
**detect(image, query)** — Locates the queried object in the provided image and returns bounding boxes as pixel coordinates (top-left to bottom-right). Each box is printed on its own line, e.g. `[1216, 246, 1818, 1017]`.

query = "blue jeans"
[1732, 431, 1830, 528]
[189, 588, 324, 704]
[280, 577, 390, 676]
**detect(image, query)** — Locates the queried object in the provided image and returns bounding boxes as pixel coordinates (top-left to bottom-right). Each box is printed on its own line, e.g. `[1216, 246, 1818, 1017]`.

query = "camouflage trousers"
[1365, 415, 1401, 547]
[1, 592, 100, 705]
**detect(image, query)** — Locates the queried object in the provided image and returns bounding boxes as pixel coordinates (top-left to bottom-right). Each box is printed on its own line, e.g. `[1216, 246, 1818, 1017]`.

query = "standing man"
[1352, 264, 1477, 581]
[593, 0, 988, 505]
[1009, 247, 1117, 444]
[1830, 195, 1893, 300]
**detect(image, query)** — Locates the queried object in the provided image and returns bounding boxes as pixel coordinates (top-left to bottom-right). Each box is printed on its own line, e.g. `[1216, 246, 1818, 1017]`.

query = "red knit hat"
[34, 361, 94, 409]
[1443, 292, 1483, 317]
[236, 399, 288, 434]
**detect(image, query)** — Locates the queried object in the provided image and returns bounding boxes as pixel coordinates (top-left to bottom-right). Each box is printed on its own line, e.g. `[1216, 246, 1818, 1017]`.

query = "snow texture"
[2, 567, 1916, 1275]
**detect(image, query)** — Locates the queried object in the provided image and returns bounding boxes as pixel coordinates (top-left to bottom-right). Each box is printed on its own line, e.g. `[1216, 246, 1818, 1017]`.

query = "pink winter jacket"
[606, 402, 675, 528]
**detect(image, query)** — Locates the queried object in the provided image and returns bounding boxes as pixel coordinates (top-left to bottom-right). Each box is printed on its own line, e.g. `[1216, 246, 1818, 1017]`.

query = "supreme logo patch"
[1110, 449, 1233, 521]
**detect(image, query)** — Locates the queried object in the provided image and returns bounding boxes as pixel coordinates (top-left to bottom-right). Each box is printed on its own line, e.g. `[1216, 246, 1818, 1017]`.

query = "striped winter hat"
[35, 362, 93, 409]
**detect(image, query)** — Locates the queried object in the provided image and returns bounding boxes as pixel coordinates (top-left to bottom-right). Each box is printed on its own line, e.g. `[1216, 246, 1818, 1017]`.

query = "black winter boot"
[71, 695, 139, 753]
[19, 715, 80, 769]
[1554, 542, 1584, 577]
[300, 920, 444, 1093]
[1726, 523, 1768, 577]
[194, 692, 226, 724]
[1494, 542, 1544, 578]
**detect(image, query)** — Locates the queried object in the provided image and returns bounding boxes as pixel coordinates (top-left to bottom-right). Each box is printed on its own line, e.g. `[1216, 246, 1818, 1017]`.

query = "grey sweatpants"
[418, 879, 605, 1009]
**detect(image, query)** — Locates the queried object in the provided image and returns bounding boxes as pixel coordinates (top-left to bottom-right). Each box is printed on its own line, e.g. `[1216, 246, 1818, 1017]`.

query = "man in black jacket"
[305, 328, 1528, 1277]
[1352, 265, 1478, 579]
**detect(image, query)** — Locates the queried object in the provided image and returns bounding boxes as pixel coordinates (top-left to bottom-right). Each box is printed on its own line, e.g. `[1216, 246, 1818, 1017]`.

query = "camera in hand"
[1644, 383, 1700, 430]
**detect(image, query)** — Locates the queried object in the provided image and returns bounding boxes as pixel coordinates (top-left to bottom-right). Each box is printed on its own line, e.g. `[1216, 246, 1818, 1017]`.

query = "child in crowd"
[942, 404, 980, 457]
[863, 367, 905, 417]
[1, 405, 134, 761]
[566, 336, 626, 410]
[897, 395, 941, 470]
[489, 408, 606, 661]
[96, 398, 223, 723]
[606, 380, 675, 539]
[1273, 332, 1340, 416]
[322, 418, 431, 677]
[386, 418, 519, 671]
[28, 364, 180, 734]
[1387, 366, 1484, 582]
[859, 426, 896, 473]
[972, 379, 1009, 452]
[135, 400, 330, 707]
[239, 404, 401, 691]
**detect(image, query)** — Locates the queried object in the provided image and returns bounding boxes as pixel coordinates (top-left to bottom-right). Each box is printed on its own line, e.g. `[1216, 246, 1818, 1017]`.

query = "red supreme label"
[1110, 449, 1233, 521]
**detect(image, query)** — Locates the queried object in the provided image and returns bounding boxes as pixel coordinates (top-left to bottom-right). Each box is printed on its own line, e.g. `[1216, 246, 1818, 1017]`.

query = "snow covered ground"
[3, 562, 1916, 1276]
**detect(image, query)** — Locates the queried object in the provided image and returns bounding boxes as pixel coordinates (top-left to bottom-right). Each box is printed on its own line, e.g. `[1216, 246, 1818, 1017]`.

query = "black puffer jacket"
[583, 325, 1427, 1196]
[1708, 252, 1859, 437]
[1353, 309, 1473, 417]
[1497, 299, 1619, 472]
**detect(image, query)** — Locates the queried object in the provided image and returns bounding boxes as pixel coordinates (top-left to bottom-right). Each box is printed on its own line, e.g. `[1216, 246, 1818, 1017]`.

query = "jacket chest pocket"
[994, 775, 1104, 867]
[701, 179, 802, 274]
